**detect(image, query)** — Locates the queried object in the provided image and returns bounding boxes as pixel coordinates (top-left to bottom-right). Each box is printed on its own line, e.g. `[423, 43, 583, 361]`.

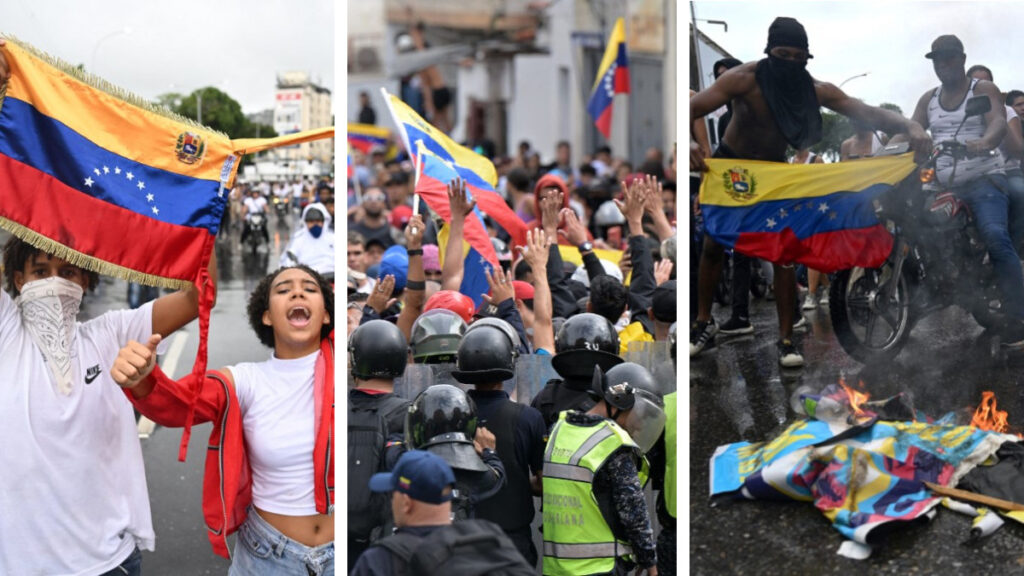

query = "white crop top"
[230, 351, 318, 515]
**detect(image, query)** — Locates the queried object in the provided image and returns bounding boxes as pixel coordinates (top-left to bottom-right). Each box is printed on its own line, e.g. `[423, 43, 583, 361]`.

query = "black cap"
[652, 280, 676, 323]
[764, 17, 812, 58]
[925, 35, 964, 59]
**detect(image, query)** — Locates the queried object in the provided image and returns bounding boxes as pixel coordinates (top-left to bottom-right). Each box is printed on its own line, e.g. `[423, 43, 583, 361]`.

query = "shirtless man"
[689, 16, 930, 367]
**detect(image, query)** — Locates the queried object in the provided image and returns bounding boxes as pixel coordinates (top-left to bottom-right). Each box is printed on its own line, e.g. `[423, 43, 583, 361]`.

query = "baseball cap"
[379, 245, 409, 292]
[925, 35, 964, 59]
[391, 205, 413, 229]
[512, 280, 534, 302]
[369, 450, 455, 504]
[652, 280, 676, 323]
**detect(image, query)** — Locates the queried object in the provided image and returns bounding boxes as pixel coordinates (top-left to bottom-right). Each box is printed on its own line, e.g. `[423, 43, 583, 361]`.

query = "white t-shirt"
[244, 196, 268, 215]
[230, 352, 317, 516]
[0, 293, 156, 575]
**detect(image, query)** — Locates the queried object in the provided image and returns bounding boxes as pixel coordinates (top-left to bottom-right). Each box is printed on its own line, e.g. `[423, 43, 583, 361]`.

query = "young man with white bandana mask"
[281, 202, 335, 278]
[0, 237, 216, 575]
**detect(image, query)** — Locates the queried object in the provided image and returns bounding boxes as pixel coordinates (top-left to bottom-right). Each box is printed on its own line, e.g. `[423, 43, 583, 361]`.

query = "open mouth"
[286, 306, 312, 328]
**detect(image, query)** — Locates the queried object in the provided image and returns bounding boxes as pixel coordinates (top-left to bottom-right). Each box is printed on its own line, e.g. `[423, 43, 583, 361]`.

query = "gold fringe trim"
[0, 33, 226, 138]
[0, 217, 193, 290]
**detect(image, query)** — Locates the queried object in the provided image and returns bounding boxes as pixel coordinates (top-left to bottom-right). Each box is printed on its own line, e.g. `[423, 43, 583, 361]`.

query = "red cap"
[424, 290, 476, 323]
[512, 280, 534, 301]
[390, 205, 413, 229]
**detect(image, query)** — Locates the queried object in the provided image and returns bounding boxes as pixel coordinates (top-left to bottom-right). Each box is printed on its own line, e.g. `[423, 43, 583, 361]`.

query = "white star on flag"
[137, 181, 145, 190]
[84, 177, 94, 187]
[818, 202, 829, 213]
[126, 172, 134, 181]
[152, 207, 159, 215]
[114, 167, 121, 174]
[103, 166, 109, 174]
[146, 193, 154, 202]
[93, 168, 100, 175]
[766, 217, 777, 229]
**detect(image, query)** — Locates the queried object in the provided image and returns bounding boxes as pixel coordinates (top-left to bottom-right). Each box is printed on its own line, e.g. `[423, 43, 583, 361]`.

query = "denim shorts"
[99, 546, 141, 576]
[228, 507, 334, 576]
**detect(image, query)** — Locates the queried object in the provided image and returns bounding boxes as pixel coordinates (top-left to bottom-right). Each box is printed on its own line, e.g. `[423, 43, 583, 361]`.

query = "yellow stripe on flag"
[700, 153, 917, 208]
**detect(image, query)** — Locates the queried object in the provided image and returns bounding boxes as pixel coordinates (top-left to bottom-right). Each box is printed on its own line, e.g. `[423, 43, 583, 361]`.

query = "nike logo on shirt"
[85, 365, 101, 384]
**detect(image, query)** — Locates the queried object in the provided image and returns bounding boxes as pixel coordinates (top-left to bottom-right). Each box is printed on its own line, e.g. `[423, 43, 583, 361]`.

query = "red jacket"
[126, 334, 335, 558]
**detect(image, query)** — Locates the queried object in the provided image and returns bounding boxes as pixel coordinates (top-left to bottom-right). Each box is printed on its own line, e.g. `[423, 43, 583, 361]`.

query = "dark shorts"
[432, 87, 452, 111]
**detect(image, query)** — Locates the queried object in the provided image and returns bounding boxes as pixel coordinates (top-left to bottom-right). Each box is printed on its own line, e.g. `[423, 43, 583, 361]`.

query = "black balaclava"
[754, 17, 822, 150]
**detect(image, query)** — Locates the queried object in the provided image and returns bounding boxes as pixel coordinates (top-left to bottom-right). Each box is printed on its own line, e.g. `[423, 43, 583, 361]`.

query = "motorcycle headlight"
[919, 168, 935, 183]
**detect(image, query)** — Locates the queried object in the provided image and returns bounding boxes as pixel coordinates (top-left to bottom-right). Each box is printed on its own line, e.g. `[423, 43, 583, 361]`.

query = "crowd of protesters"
[346, 136, 678, 575]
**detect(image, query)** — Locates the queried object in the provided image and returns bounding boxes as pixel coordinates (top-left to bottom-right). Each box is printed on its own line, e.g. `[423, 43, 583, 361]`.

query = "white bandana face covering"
[16, 276, 84, 395]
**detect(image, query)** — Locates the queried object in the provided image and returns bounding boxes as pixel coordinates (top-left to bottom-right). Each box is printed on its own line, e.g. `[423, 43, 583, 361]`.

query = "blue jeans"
[99, 547, 141, 576]
[956, 174, 1024, 320]
[1004, 168, 1024, 248]
[228, 508, 334, 576]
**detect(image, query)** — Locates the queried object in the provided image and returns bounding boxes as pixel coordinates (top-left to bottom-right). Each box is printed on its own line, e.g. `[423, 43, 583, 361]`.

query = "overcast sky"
[4, 0, 333, 114]
[692, 1, 1024, 118]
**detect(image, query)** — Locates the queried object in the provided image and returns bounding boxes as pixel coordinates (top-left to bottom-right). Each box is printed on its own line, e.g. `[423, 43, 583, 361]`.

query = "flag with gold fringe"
[0, 37, 333, 460]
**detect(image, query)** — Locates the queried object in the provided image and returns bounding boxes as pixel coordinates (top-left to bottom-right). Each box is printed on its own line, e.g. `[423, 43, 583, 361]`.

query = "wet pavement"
[690, 290, 1024, 574]
[1, 209, 305, 574]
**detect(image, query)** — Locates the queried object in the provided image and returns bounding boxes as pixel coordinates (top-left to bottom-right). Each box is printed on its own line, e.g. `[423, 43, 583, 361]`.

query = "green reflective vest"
[664, 391, 677, 518]
[541, 411, 640, 576]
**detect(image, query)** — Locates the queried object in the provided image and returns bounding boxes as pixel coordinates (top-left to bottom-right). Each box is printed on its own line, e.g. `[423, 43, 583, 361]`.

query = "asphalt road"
[690, 285, 1024, 575]
[1, 209, 302, 574]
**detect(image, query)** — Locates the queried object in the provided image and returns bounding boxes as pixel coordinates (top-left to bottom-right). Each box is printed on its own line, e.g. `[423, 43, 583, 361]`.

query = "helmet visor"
[619, 392, 666, 454]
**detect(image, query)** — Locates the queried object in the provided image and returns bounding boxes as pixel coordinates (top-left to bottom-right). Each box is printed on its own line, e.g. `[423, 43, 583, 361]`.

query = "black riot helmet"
[349, 319, 408, 380]
[405, 384, 488, 472]
[590, 363, 666, 454]
[409, 308, 467, 364]
[452, 323, 517, 384]
[552, 312, 623, 379]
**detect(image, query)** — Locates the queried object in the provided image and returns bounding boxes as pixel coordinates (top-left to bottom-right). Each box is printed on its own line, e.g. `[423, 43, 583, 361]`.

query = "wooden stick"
[924, 482, 1024, 512]
[411, 141, 423, 235]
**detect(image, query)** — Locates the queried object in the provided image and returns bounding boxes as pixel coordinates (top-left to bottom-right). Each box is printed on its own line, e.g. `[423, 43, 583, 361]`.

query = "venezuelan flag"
[0, 39, 332, 460]
[586, 17, 629, 139]
[436, 223, 492, 308]
[699, 154, 917, 273]
[347, 122, 389, 154]
[382, 89, 526, 252]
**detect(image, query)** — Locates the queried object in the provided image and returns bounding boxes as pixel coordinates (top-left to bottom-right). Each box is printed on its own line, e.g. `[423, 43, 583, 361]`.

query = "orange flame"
[971, 391, 1009, 434]
[840, 378, 870, 416]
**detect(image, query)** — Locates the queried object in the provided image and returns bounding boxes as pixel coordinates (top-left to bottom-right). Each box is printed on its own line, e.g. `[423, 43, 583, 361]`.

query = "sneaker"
[778, 339, 804, 368]
[690, 319, 718, 357]
[820, 291, 830, 306]
[719, 317, 754, 336]
[802, 294, 818, 310]
[792, 315, 808, 332]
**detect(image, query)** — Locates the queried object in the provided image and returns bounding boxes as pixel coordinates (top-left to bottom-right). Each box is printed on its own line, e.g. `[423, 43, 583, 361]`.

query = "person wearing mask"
[281, 203, 334, 279]
[0, 237, 216, 575]
[349, 187, 396, 250]
[541, 363, 664, 576]
[690, 17, 930, 366]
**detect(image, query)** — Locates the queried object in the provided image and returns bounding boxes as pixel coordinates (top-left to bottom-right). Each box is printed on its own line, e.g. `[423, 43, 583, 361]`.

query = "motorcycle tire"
[829, 265, 913, 363]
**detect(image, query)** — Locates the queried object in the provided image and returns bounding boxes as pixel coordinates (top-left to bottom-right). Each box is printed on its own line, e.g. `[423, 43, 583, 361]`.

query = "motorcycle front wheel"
[829, 264, 913, 363]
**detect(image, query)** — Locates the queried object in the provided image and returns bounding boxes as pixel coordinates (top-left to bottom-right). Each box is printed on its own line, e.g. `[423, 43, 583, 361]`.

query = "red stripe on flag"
[613, 66, 630, 94]
[416, 172, 500, 266]
[594, 107, 613, 139]
[734, 226, 893, 273]
[0, 155, 212, 281]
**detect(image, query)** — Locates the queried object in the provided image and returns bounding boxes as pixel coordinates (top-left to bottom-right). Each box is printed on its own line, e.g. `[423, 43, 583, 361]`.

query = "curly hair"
[3, 237, 99, 297]
[246, 264, 335, 348]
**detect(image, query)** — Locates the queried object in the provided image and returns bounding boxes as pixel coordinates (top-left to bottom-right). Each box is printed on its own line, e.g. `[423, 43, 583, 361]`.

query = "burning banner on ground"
[710, 382, 1024, 559]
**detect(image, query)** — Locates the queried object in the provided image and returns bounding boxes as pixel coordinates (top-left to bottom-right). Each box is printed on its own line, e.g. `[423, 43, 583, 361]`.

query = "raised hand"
[557, 208, 589, 246]
[654, 259, 674, 286]
[482, 265, 514, 305]
[404, 213, 425, 249]
[111, 334, 162, 389]
[367, 275, 397, 314]
[517, 228, 551, 271]
[540, 191, 565, 241]
[615, 178, 648, 224]
[447, 178, 476, 222]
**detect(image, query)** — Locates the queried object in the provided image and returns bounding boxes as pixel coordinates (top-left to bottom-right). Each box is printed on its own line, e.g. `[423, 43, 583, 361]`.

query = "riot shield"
[624, 340, 676, 395]
[513, 354, 560, 405]
[394, 362, 463, 400]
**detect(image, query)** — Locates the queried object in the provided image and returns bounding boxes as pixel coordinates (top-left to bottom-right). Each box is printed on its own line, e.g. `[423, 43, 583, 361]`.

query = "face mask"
[16, 276, 84, 395]
[767, 55, 808, 84]
[308, 224, 324, 238]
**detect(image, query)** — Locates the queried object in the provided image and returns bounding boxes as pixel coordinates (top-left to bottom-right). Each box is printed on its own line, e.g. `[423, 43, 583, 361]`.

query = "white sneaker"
[820, 291, 830, 306]
[802, 294, 818, 310]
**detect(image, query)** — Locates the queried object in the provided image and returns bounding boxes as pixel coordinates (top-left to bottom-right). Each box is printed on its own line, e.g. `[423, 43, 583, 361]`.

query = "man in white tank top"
[911, 35, 1024, 347]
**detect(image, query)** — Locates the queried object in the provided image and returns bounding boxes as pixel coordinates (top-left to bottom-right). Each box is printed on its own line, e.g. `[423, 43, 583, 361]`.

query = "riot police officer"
[453, 320, 547, 568]
[409, 308, 466, 364]
[405, 384, 506, 520]
[541, 362, 664, 576]
[530, 312, 624, 429]
[348, 320, 412, 570]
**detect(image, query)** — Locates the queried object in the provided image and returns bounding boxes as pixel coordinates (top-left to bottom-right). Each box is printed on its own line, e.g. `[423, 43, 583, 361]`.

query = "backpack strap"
[373, 531, 422, 564]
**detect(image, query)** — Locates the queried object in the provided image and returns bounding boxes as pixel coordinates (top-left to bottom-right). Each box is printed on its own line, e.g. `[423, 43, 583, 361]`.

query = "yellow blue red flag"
[587, 17, 629, 138]
[699, 154, 917, 273]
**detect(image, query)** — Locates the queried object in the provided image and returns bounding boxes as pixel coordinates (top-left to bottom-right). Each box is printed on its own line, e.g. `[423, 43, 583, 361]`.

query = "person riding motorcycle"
[241, 188, 270, 247]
